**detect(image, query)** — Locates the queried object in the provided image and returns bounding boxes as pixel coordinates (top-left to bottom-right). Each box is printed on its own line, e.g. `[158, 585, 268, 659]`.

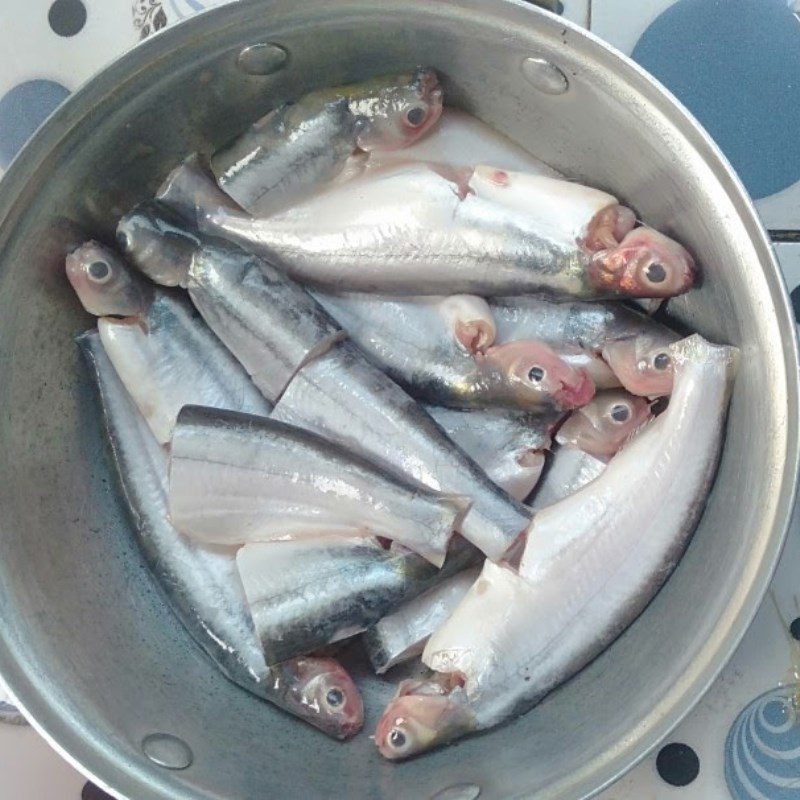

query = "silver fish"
[364, 567, 481, 674]
[213, 98, 364, 217]
[313, 291, 595, 411]
[425, 406, 559, 501]
[66, 241, 271, 444]
[375, 334, 737, 758]
[528, 446, 607, 512]
[157, 159, 695, 300]
[116, 203, 344, 404]
[79, 332, 363, 740]
[236, 534, 480, 666]
[169, 405, 469, 566]
[213, 68, 443, 216]
[272, 339, 534, 561]
[490, 296, 680, 396]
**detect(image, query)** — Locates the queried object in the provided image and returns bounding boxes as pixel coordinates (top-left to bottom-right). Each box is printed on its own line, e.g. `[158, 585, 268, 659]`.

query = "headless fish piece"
[375, 334, 737, 759]
[426, 406, 560, 501]
[66, 241, 271, 443]
[116, 203, 344, 404]
[352, 108, 561, 178]
[157, 159, 695, 300]
[79, 332, 363, 740]
[272, 340, 533, 561]
[313, 291, 594, 411]
[211, 68, 443, 215]
[490, 296, 680, 396]
[236, 534, 480, 666]
[169, 406, 469, 566]
[364, 567, 482, 674]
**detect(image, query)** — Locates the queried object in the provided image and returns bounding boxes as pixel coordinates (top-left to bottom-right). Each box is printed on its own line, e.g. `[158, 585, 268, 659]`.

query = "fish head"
[583, 203, 638, 251]
[65, 240, 152, 317]
[481, 340, 596, 411]
[556, 388, 652, 459]
[588, 227, 696, 298]
[116, 202, 199, 289]
[437, 295, 497, 354]
[350, 67, 443, 152]
[602, 333, 676, 396]
[285, 656, 364, 741]
[375, 679, 473, 760]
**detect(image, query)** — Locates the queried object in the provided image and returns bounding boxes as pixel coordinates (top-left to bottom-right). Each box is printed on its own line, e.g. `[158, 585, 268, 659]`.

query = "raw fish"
[80, 332, 363, 739]
[157, 159, 696, 299]
[426, 406, 559, 501]
[364, 567, 481, 674]
[116, 203, 343, 404]
[66, 241, 271, 443]
[236, 535, 480, 665]
[314, 291, 595, 411]
[272, 340, 533, 561]
[169, 405, 469, 566]
[375, 334, 736, 758]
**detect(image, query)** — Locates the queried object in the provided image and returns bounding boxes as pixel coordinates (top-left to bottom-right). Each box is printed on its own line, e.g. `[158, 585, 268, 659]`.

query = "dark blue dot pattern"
[0, 80, 70, 168]
[48, 0, 87, 37]
[791, 616, 800, 641]
[656, 742, 700, 787]
[82, 782, 114, 800]
[633, 0, 800, 200]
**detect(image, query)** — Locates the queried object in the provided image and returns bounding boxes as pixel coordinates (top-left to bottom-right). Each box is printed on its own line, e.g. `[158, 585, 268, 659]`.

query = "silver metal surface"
[520, 56, 569, 94]
[235, 43, 289, 76]
[141, 734, 193, 771]
[0, 1, 796, 799]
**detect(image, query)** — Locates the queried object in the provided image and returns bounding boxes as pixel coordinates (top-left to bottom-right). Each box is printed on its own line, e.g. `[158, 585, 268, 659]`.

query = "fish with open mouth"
[66, 241, 271, 443]
[115, 202, 344, 404]
[313, 291, 596, 411]
[490, 296, 680, 397]
[79, 332, 363, 740]
[157, 157, 696, 300]
[212, 68, 443, 216]
[375, 334, 736, 758]
[236, 534, 480, 666]
[169, 405, 469, 566]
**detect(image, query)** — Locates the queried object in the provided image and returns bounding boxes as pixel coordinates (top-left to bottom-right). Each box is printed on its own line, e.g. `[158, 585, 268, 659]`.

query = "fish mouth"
[335, 716, 364, 741]
[555, 370, 595, 410]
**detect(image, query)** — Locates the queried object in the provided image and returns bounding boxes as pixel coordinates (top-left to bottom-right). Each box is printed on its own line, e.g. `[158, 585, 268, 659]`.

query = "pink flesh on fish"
[476, 340, 596, 411]
[588, 227, 696, 299]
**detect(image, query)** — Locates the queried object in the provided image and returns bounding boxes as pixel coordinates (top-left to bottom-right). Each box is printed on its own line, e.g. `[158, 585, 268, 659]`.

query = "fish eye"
[610, 403, 630, 423]
[644, 262, 667, 283]
[325, 687, 344, 708]
[87, 260, 111, 283]
[116, 230, 131, 253]
[528, 366, 546, 383]
[405, 106, 427, 127]
[388, 728, 408, 750]
[653, 352, 671, 371]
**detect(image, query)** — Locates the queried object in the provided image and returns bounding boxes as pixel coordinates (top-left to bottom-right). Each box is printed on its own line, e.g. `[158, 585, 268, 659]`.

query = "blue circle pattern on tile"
[632, 0, 800, 200]
[725, 685, 800, 799]
[0, 80, 70, 168]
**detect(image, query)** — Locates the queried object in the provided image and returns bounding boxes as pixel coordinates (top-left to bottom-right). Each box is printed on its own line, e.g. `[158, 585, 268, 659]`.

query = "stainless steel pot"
[0, 1, 796, 798]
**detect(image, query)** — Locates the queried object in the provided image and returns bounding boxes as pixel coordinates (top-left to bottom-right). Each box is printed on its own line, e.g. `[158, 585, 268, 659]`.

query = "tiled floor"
[1, 2, 799, 798]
